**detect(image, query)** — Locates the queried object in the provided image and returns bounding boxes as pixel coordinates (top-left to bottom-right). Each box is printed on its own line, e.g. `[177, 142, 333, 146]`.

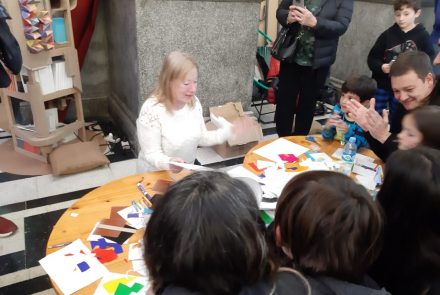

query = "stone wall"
[105, 0, 261, 150]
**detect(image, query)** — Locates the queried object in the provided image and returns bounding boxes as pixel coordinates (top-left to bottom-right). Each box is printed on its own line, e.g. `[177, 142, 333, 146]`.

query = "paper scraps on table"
[93, 272, 149, 295]
[39, 239, 108, 295]
[253, 138, 309, 163]
[256, 160, 276, 170]
[91, 238, 123, 254]
[118, 206, 148, 230]
[91, 248, 117, 264]
[278, 153, 299, 163]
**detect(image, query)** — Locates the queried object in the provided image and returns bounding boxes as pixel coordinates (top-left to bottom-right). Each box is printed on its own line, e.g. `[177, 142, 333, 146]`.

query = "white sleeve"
[137, 103, 171, 170]
[197, 102, 233, 146]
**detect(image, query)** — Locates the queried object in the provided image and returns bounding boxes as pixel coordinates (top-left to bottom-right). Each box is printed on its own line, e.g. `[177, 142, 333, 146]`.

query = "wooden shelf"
[4, 88, 78, 103]
[0, 0, 86, 162]
[13, 120, 84, 146]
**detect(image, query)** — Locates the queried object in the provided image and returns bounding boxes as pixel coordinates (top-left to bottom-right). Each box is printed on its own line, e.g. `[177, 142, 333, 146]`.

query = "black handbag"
[271, 26, 304, 63]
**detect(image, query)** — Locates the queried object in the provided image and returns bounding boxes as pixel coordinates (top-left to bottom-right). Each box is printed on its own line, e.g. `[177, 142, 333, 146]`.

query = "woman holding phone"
[274, 0, 354, 136]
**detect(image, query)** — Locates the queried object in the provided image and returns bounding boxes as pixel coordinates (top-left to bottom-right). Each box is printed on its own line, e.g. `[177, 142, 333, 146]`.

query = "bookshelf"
[0, 0, 85, 162]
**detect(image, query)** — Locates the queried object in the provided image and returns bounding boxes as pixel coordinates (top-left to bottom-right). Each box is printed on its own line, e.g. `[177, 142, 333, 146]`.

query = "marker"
[140, 197, 152, 208]
[360, 164, 377, 171]
[132, 201, 143, 212]
[48, 241, 72, 249]
[137, 182, 153, 201]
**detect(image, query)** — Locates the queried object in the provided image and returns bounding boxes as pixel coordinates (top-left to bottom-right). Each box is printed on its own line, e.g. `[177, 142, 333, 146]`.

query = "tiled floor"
[0, 104, 331, 294]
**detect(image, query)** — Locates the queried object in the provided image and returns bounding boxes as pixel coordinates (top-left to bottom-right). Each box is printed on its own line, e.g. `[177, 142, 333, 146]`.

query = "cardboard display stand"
[0, 0, 85, 162]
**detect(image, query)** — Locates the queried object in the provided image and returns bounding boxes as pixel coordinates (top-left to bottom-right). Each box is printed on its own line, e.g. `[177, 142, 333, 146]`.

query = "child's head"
[393, 0, 420, 32]
[376, 147, 440, 283]
[144, 171, 269, 294]
[397, 105, 440, 150]
[273, 171, 383, 282]
[340, 75, 377, 113]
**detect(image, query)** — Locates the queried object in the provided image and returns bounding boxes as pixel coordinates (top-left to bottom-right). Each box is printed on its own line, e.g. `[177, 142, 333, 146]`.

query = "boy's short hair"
[274, 171, 383, 282]
[393, 0, 420, 11]
[389, 51, 433, 80]
[341, 75, 377, 102]
[144, 171, 269, 294]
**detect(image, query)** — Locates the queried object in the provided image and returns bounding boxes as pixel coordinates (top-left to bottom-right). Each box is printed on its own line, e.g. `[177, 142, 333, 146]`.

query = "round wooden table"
[243, 135, 381, 174]
[45, 170, 189, 294]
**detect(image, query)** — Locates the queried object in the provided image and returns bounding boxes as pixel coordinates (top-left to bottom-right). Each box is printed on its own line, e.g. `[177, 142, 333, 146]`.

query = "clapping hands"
[345, 98, 391, 143]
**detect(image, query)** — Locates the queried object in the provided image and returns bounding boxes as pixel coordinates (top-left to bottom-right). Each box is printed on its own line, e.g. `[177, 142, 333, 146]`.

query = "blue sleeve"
[322, 126, 336, 140]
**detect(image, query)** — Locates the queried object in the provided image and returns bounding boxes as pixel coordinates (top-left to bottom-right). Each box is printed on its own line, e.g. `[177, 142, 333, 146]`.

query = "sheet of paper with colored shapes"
[93, 272, 149, 295]
[253, 138, 309, 163]
[39, 239, 109, 295]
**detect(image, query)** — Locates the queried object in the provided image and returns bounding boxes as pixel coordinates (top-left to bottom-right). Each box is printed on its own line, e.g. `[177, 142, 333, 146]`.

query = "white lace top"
[136, 96, 232, 172]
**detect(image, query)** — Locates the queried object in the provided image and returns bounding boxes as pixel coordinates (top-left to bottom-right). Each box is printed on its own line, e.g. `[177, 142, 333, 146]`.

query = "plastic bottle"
[340, 137, 357, 175]
[333, 110, 345, 145]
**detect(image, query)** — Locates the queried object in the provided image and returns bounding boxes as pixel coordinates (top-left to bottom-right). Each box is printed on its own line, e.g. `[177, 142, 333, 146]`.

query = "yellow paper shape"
[103, 275, 137, 294]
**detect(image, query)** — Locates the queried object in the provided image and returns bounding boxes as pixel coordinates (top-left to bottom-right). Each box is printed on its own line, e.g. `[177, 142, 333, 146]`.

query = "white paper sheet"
[167, 161, 215, 171]
[252, 138, 309, 162]
[117, 206, 147, 230]
[39, 239, 109, 295]
[226, 165, 265, 183]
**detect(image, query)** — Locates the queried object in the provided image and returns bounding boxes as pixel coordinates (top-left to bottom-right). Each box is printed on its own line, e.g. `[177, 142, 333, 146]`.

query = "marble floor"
[0, 103, 331, 294]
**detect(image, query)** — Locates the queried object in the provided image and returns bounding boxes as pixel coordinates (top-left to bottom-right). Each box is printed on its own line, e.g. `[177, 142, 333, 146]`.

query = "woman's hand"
[287, 5, 298, 24]
[292, 6, 317, 28]
[231, 117, 256, 138]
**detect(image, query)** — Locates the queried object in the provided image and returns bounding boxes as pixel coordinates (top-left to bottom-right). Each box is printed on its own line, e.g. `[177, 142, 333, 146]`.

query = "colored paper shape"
[152, 179, 173, 194]
[39, 239, 108, 295]
[77, 261, 90, 272]
[94, 272, 149, 295]
[278, 153, 298, 163]
[92, 248, 118, 264]
[91, 238, 123, 254]
[115, 282, 144, 294]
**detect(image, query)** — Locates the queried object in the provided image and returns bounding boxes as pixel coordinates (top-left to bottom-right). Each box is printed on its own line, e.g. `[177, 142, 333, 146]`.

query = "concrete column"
[105, 0, 260, 151]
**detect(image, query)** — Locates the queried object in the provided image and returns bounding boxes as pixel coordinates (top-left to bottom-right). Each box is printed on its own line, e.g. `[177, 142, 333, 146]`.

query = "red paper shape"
[91, 248, 117, 264]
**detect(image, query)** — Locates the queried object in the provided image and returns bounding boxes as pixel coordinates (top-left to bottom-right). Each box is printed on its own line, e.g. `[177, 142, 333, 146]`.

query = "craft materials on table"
[40, 239, 109, 295]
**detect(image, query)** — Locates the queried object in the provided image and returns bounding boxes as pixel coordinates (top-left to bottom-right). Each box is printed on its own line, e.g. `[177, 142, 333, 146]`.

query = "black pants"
[275, 62, 330, 137]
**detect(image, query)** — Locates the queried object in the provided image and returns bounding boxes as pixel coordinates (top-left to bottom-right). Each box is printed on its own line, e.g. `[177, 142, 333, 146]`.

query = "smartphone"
[293, 0, 304, 8]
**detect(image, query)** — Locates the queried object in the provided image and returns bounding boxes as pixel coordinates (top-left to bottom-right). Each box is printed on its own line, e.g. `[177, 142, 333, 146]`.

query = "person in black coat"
[274, 0, 353, 137]
[0, 3, 21, 238]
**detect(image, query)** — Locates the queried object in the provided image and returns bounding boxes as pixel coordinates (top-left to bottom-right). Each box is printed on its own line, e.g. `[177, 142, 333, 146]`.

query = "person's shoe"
[0, 216, 17, 237]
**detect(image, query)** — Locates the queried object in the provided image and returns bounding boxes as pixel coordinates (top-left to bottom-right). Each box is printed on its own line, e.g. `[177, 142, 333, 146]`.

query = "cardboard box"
[206, 102, 263, 158]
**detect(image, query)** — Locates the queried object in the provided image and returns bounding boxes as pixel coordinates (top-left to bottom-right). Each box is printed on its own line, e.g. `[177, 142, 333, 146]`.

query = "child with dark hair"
[322, 75, 376, 147]
[271, 171, 389, 294]
[144, 171, 311, 295]
[368, 0, 435, 123]
[370, 147, 440, 294]
[397, 105, 440, 150]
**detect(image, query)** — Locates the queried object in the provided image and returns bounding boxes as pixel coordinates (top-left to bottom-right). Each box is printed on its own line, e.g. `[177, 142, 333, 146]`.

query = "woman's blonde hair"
[151, 51, 198, 112]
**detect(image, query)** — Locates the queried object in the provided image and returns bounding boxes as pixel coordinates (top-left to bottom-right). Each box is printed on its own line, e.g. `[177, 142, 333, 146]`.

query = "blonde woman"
[136, 51, 251, 172]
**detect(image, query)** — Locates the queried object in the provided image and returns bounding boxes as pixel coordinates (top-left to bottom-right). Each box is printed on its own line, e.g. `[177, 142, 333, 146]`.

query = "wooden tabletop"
[243, 135, 381, 174]
[45, 170, 189, 294]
